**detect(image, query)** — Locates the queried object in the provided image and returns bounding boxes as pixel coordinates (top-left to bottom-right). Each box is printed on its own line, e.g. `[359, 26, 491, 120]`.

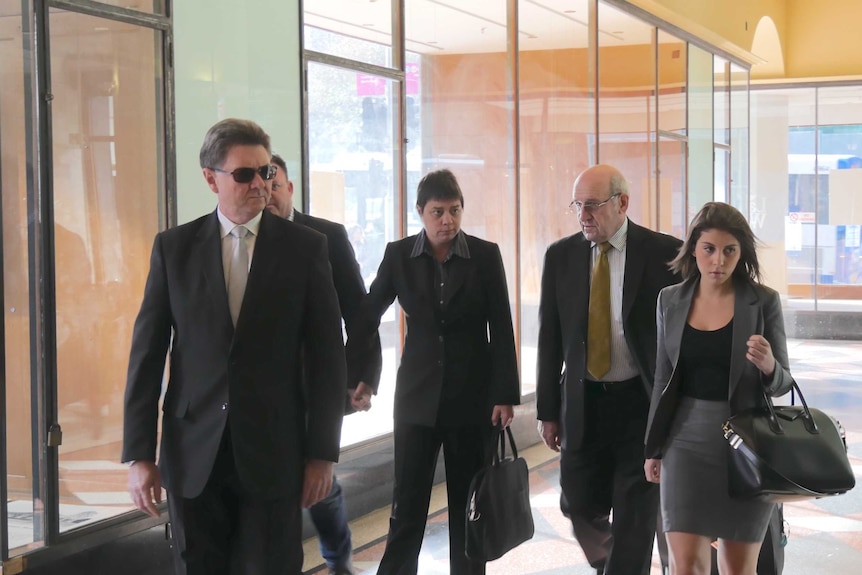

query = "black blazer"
[293, 211, 382, 398]
[122, 209, 347, 500]
[347, 233, 520, 427]
[536, 220, 682, 450]
[644, 277, 795, 458]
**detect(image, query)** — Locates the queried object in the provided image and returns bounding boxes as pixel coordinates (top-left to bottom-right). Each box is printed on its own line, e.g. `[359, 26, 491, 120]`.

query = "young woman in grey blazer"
[643, 202, 795, 575]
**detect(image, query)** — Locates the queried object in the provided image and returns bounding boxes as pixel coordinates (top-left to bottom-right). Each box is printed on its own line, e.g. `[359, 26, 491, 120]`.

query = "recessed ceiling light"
[428, 41, 438, 44]
[362, 23, 374, 27]
[613, 30, 624, 34]
[564, 10, 576, 13]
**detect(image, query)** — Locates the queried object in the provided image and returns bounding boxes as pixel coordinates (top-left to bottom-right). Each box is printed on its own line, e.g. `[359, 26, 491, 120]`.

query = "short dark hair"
[670, 202, 762, 284]
[416, 169, 464, 210]
[270, 153, 288, 178]
[199, 118, 271, 169]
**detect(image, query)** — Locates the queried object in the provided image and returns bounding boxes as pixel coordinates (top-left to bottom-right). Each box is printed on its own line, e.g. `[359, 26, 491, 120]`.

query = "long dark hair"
[670, 202, 762, 284]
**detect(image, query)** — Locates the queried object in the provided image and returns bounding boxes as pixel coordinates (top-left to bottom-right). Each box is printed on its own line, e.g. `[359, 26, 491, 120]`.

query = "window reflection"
[50, 10, 163, 533]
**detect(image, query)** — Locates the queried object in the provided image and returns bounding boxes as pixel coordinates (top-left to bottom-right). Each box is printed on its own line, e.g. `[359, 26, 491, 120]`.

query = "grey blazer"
[644, 276, 795, 459]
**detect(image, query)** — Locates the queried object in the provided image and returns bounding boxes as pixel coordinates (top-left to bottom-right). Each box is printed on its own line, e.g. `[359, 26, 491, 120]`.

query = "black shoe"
[328, 569, 353, 575]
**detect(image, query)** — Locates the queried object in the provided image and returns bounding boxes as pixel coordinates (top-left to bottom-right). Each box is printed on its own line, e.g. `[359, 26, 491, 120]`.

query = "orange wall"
[785, 0, 862, 77]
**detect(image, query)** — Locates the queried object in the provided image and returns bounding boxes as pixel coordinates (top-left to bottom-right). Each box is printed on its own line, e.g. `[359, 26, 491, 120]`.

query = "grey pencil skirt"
[660, 397, 775, 542]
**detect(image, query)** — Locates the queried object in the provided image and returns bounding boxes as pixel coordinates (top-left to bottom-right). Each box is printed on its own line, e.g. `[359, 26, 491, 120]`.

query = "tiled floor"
[302, 339, 862, 574]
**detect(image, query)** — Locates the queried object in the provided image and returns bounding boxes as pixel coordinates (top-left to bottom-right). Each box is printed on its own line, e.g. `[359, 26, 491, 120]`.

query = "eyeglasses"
[568, 192, 621, 214]
[210, 164, 277, 183]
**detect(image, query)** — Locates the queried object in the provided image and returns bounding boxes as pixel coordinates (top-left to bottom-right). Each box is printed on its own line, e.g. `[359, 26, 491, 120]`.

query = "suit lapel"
[444, 255, 471, 305]
[664, 280, 696, 370]
[567, 236, 592, 335]
[622, 221, 646, 323]
[729, 279, 759, 399]
[195, 211, 233, 331]
[237, 211, 282, 332]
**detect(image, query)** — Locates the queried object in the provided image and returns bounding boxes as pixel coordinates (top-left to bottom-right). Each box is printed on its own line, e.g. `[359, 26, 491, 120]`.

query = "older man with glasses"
[123, 118, 347, 575]
[536, 164, 682, 575]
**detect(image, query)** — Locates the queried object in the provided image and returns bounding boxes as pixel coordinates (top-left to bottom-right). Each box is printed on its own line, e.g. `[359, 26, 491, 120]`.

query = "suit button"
[221, 403, 228, 411]
[437, 360, 442, 365]
[439, 336, 444, 342]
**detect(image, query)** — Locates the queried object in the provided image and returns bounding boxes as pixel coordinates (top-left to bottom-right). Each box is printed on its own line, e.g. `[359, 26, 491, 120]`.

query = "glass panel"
[687, 44, 713, 220]
[597, 1, 656, 228]
[306, 62, 400, 444]
[2, 0, 42, 554]
[304, 0, 392, 68]
[714, 55, 728, 145]
[729, 63, 749, 213]
[49, 10, 163, 532]
[751, 88, 815, 306]
[715, 147, 728, 202]
[814, 86, 862, 301]
[657, 138, 686, 239]
[657, 30, 686, 135]
[518, 0, 591, 394]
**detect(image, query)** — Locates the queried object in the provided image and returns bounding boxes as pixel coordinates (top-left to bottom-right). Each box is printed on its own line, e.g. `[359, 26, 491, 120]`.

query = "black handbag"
[723, 379, 855, 502]
[465, 426, 535, 561]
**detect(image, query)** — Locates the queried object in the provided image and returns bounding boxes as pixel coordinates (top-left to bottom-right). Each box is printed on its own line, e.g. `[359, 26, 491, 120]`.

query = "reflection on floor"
[302, 339, 862, 574]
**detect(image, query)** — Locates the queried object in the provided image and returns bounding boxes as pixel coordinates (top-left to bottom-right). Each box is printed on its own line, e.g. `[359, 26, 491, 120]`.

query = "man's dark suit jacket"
[122, 208, 347, 501]
[536, 220, 682, 450]
[293, 210, 381, 398]
[348, 233, 520, 427]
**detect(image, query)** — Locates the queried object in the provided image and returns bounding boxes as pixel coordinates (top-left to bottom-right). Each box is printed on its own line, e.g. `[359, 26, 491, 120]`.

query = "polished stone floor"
[302, 339, 862, 574]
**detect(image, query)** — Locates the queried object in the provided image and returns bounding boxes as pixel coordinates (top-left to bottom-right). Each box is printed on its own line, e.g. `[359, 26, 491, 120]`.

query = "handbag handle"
[755, 306, 814, 434]
[760, 379, 818, 435]
[493, 426, 519, 465]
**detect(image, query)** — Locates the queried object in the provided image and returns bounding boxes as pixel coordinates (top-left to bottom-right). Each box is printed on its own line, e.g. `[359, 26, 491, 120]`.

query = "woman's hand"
[644, 458, 661, 484]
[746, 335, 776, 377]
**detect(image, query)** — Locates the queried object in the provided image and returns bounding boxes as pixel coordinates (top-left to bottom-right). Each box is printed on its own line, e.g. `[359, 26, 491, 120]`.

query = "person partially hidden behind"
[536, 164, 682, 575]
[266, 153, 382, 575]
[346, 168, 521, 575]
[122, 118, 348, 575]
[644, 202, 794, 575]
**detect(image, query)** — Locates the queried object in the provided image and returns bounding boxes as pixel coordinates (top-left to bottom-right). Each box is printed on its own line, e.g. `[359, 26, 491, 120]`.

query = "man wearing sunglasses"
[536, 164, 682, 575]
[266, 153, 381, 575]
[123, 118, 348, 575]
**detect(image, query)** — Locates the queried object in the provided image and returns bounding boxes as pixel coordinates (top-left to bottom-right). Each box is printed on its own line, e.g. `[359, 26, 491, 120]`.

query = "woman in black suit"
[347, 169, 520, 575]
[643, 202, 795, 575]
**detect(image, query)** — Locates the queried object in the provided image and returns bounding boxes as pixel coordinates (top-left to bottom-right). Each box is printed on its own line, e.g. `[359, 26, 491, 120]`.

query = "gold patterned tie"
[587, 242, 612, 379]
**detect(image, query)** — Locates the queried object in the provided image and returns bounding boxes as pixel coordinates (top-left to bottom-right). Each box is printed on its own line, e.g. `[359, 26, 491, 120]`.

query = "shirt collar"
[287, 207, 296, 222]
[592, 218, 628, 252]
[410, 229, 471, 260]
[217, 207, 263, 239]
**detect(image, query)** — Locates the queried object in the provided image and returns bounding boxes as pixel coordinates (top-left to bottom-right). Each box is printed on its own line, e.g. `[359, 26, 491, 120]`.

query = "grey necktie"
[228, 225, 250, 326]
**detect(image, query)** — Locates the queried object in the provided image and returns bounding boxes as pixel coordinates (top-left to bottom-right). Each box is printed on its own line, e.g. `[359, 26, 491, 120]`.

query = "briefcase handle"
[493, 426, 519, 465]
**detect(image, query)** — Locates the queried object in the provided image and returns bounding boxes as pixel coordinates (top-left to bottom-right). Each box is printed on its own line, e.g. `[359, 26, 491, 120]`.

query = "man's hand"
[644, 458, 662, 483]
[302, 459, 334, 508]
[350, 381, 374, 412]
[537, 420, 561, 452]
[128, 461, 163, 518]
[491, 405, 514, 428]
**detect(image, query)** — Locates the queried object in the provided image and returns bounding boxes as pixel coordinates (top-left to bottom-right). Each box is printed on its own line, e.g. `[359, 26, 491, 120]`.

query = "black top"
[679, 319, 733, 400]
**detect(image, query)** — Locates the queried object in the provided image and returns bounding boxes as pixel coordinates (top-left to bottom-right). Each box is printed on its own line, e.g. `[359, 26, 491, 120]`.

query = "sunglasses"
[210, 164, 277, 183]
